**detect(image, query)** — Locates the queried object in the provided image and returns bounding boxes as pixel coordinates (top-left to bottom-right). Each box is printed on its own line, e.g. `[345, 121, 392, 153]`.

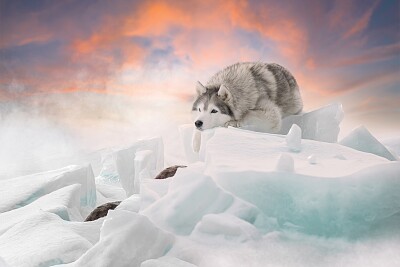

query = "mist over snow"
[0, 91, 190, 179]
[0, 101, 399, 267]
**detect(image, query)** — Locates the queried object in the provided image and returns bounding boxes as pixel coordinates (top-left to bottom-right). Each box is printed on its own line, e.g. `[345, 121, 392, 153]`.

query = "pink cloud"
[332, 43, 400, 67]
[1, 0, 398, 121]
[343, 0, 380, 39]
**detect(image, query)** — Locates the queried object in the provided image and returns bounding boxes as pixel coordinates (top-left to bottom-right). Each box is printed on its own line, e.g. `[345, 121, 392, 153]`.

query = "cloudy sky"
[0, 0, 399, 139]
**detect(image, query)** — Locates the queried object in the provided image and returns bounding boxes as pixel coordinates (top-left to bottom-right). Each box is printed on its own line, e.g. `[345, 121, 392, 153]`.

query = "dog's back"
[266, 63, 303, 116]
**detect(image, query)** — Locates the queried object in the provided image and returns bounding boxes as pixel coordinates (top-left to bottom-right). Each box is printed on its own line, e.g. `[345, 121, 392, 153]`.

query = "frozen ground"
[0, 104, 399, 267]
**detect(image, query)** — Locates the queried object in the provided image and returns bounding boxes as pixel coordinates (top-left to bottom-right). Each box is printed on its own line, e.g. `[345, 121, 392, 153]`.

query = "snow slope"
[0, 105, 399, 267]
[0, 212, 102, 267]
[339, 126, 398, 161]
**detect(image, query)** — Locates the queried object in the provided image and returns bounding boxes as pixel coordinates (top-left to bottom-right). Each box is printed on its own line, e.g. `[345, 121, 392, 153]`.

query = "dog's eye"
[211, 109, 218, 113]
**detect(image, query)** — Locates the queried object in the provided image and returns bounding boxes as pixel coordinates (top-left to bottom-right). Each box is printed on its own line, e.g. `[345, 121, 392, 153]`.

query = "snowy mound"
[198, 127, 400, 236]
[202, 127, 390, 177]
[0, 165, 96, 213]
[1, 104, 400, 267]
[278, 103, 344, 143]
[339, 126, 398, 161]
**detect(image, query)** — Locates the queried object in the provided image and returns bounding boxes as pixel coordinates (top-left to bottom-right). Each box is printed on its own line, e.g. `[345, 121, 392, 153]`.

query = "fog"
[1, 88, 398, 180]
[0, 92, 190, 179]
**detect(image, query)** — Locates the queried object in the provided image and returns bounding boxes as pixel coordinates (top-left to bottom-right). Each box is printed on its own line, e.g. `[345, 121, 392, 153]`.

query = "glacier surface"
[0, 105, 399, 267]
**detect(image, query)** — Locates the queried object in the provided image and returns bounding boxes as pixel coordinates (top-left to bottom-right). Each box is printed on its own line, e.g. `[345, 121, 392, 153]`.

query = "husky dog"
[192, 62, 303, 133]
[191, 62, 303, 151]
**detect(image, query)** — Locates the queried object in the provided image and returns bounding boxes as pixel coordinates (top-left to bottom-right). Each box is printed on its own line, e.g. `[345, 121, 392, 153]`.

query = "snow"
[382, 137, 400, 157]
[286, 124, 302, 152]
[115, 194, 140, 213]
[95, 183, 126, 204]
[276, 153, 295, 172]
[141, 257, 197, 267]
[307, 154, 317, 164]
[278, 103, 344, 143]
[197, 128, 400, 237]
[0, 184, 83, 235]
[111, 137, 164, 197]
[141, 164, 260, 236]
[340, 126, 399, 161]
[0, 165, 96, 213]
[63, 210, 174, 267]
[201, 127, 389, 177]
[0, 211, 102, 267]
[140, 177, 171, 211]
[0, 257, 9, 267]
[191, 213, 261, 242]
[0, 103, 400, 267]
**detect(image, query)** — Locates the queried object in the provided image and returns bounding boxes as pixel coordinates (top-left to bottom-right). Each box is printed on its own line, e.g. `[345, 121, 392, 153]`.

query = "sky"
[0, 0, 399, 176]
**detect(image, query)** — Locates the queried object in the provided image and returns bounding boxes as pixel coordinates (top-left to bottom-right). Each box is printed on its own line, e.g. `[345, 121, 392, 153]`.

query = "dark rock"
[154, 165, 187, 179]
[84, 201, 121, 222]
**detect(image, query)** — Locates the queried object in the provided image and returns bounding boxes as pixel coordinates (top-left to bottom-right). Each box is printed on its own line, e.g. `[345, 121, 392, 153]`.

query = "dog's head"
[191, 81, 234, 131]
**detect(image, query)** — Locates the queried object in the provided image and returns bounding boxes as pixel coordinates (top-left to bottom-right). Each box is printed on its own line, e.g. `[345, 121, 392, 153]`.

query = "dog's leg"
[241, 101, 282, 133]
[192, 130, 201, 153]
[224, 120, 240, 128]
[261, 102, 282, 133]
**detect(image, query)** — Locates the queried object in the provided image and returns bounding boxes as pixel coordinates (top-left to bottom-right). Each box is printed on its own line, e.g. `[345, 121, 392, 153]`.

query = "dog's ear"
[217, 84, 232, 102]
[196, 81, 207, 95]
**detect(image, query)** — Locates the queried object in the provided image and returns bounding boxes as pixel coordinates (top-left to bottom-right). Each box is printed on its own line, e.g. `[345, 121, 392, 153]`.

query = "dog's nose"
[195, 120, 203, 128]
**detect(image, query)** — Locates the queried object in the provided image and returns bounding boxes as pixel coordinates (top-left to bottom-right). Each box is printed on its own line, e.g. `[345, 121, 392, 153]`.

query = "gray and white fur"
[192, 62, 303, 133]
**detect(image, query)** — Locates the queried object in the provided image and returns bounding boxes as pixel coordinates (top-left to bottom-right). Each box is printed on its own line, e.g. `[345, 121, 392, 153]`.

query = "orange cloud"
[123, 2, 192, 36]
[229, 6, 308, 63]
[70, 0, 308, 68]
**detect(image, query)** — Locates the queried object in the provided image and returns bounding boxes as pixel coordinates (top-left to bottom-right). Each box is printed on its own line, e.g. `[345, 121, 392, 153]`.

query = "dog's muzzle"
[195, 120, 203, 129]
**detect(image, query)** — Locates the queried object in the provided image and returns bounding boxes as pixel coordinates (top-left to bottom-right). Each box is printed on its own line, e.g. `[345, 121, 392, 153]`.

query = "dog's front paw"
[224, 120, 240, 128]
[192, 130, 201, 153]
[269, 118, 282, 133]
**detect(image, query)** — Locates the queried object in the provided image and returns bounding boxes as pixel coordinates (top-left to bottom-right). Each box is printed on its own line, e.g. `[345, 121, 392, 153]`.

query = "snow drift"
[0, 104, 399, 267]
